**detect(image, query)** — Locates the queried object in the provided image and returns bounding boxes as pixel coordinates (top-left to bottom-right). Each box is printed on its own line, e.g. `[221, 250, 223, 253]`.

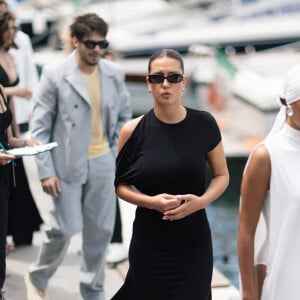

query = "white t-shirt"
[9, 30, 39, 126]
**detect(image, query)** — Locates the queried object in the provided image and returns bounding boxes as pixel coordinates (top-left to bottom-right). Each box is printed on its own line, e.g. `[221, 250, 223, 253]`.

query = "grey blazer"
[31, 51, 132, 183]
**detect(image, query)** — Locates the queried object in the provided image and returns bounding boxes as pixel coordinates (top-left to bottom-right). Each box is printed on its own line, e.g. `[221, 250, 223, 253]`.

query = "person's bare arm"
[7, 125, 40, 148]
[204, 141, 230, 204]
[4, 86, 32, 99]
[238, 145, 270, 300]
[7, 97, 20, 137]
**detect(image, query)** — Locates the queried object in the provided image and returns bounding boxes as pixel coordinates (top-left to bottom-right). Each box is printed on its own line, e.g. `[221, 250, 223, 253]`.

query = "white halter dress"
[254, 124, 300, 300]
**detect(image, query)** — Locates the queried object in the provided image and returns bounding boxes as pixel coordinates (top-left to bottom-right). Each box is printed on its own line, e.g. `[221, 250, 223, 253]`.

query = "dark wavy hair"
[0, 11, 18, 49]
[70, 13, 108, 41]
[148, 49, 184, 73]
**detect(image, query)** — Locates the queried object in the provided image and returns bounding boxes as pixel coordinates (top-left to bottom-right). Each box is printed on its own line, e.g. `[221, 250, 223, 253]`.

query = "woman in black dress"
[112, 49, 229, 300]
[0, 86, 15, 300]
[0, 85, 39, 299]
[0, 11, 43, 250]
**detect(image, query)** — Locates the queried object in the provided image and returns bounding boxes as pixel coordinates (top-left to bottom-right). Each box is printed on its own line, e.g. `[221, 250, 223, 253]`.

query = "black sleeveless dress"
[0, 65, 43, 246]
[0, 103, 12, 289]
[112, 108, 221, 300]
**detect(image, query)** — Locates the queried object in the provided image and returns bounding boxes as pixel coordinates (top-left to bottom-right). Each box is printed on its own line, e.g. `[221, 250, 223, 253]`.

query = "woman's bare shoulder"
[118, 115, 144, 150]
[122, 115, 144, 135]
[246, 144, 270, 176]
[251, 144, 270, 162]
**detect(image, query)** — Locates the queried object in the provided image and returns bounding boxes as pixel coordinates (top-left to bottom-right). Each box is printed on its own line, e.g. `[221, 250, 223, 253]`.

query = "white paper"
[8, 142, 58, 156]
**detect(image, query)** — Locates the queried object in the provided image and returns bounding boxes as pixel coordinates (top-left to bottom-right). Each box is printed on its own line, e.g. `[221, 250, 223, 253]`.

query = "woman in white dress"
[238, 64, 300, 300]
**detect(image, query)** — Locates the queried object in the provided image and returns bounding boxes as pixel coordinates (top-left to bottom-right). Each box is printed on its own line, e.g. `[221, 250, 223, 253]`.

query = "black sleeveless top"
[0, 92, 12, 149]
[0, 64, 19, 145]
[0, 65, 19, 88]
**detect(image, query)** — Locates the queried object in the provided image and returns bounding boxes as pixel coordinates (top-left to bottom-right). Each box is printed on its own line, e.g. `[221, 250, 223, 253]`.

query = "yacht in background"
[189, 41, 300, 156]
[15, 0, 300, 55]
[14, 0, 222, 49]
[106, 0, 300, 57]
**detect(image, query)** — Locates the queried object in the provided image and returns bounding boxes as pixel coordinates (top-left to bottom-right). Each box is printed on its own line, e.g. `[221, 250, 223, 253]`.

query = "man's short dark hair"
[70, 13, 108, 41]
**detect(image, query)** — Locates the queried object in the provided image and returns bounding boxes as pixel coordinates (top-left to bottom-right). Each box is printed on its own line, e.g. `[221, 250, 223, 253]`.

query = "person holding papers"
[0, 84, 39, 300]
[0, 150, 14, 165]
[0, 10, 42, 252]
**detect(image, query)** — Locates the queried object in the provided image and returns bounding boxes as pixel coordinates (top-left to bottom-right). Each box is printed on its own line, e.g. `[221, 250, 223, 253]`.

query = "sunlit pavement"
[4, 155, 124, 300]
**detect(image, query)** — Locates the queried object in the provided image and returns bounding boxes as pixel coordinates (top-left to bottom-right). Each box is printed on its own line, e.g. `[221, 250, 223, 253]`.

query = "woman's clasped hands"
[155, 193, 207, 221]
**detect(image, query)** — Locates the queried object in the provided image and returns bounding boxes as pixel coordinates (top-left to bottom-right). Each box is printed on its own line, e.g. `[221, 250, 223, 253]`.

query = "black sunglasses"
[80, 40, 109, 49]
[148, 73, 184, 84]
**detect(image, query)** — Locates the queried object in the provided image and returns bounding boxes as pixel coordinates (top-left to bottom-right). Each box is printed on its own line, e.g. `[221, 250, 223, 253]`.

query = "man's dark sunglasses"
[148, 73, 184, 84]
[80, 40, 109, 49]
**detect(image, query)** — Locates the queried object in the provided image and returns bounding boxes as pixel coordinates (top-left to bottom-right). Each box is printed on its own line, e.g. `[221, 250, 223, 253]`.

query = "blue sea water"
[207, 157, 246, 289]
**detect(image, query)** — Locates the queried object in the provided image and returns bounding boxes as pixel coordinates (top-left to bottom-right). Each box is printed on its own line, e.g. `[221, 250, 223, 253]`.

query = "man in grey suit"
[24, 13, 132, 300]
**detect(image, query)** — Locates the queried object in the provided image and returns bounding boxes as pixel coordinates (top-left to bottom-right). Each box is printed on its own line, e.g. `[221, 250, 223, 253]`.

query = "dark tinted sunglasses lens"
[84, 41, 96, 49]
[83, 40, 109, 49]
[100, 40, 109, 49]
[168, 74, 183, 83]
[149, 74, 164, 83]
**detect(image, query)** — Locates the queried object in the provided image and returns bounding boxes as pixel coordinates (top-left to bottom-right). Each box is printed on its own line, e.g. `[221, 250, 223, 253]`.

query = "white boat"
[189, 42, 300, 156]
[14, 0, 203, 49]
[13, 0, 230, 51]
[13, 0, 300, 55]
[104, 0, 300, 57]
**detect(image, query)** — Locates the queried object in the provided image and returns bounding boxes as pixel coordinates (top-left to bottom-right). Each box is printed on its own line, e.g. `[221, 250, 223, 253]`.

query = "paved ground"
[4, 155, 125, 300]
[4, 155, 240, 300]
